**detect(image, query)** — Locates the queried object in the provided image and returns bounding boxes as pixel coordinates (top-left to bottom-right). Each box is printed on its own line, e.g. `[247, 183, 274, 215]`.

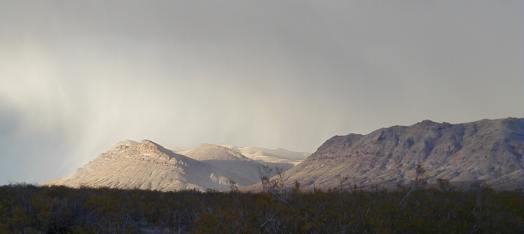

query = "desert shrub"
[0, 184, 521, 233]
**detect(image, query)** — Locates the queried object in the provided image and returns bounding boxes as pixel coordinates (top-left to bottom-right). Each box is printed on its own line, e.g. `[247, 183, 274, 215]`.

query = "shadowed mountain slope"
[282, 118, 523, 191]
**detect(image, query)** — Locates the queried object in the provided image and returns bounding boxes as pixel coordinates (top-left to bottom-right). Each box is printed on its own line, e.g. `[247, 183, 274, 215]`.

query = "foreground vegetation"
[0, 184, 521, 233]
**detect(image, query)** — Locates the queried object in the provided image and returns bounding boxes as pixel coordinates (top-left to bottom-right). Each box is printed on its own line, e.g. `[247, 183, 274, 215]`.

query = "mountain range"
[282, 118, 523, 191]
[46, 118, 523, 191]
[47, 140, 308, 191]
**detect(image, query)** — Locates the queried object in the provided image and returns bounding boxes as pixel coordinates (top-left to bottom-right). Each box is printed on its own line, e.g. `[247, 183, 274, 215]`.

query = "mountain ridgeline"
[47, 118, 523, 192]
[47, 140, 235, 191]
[47, 141, 306, 192]
[283, 118, 523, 191]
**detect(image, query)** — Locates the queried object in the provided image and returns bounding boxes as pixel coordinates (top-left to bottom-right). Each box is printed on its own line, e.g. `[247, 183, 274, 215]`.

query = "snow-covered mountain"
[178, 144, 251, 161]
[46, 141, 307, 191]
[178, 144, 298, 185]
[46, 118, 522, 192]
[232, 146, 309, 165]
[46, 140, 235, 191]
[282, 118, 524, 191]
[177, 144, 308, 165]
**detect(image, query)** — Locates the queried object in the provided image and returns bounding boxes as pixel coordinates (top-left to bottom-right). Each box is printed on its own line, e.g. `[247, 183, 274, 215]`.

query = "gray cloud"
[0, 0, 522, 184]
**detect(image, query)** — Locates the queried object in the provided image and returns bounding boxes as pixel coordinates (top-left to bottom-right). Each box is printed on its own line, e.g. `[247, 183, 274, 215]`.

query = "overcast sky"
[0, 0, 522, 185]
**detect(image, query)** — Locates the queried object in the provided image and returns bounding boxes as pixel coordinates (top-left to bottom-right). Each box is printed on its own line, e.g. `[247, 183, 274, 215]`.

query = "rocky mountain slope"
[46, 140, 235, 191]
[282, 118, 523, 191]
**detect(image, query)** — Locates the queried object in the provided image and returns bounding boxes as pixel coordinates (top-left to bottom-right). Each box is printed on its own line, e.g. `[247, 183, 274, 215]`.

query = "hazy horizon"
[1, 0, 522, 185]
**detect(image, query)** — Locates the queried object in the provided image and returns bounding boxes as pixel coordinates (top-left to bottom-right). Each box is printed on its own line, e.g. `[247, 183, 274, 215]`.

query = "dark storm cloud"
[0, 0, 522, 184]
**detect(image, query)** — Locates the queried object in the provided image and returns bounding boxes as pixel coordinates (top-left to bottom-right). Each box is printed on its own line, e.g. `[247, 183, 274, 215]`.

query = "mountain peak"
[181, 143, 249, 161]
[114, 139, 138, 147]
[139, 139, 163, 150]
[414, 119, 438, 127]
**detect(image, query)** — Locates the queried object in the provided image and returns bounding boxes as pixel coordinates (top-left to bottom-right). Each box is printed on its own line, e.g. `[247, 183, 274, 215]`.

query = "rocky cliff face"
[283, 118, 523, 191]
